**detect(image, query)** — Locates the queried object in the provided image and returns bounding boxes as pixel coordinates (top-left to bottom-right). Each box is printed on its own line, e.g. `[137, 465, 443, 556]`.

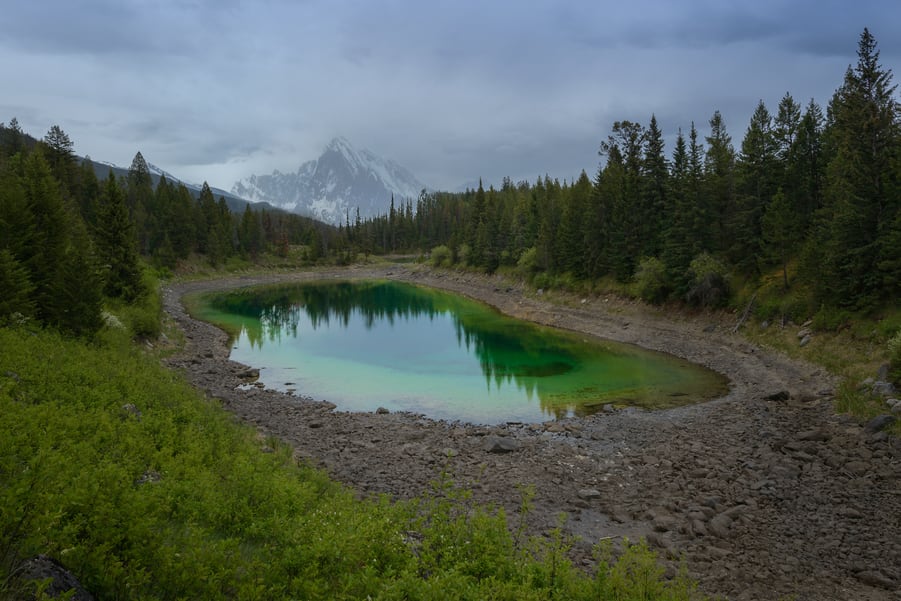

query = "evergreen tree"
[807, 28, 900, 308]
[95, 171, 144, 301]
[127, 151, 154, 254]
[641, 114, 668, 257]
[704, 111, 736, 256]
[733, 100, 778, 273]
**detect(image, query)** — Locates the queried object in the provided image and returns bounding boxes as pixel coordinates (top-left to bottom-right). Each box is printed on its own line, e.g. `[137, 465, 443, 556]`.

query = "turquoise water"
[194, 280, 727, 424]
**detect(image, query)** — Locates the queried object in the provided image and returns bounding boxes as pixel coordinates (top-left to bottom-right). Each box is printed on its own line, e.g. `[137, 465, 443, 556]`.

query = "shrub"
[455, 243, 471, 266]
[685, 253, 730, 308]
[889, 330, 901, 380]
[430, 245, 453, 268]
[516, 247, 540, 275]
[634, 257, 670, 304]
[812, 305, 852, 332]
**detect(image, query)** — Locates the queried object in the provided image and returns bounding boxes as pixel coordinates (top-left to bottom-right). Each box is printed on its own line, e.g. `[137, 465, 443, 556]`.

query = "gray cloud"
[2, 0, 899, 191]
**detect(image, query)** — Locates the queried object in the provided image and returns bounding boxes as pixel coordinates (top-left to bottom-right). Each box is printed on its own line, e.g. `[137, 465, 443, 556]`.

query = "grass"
[0, 321, 703, 600]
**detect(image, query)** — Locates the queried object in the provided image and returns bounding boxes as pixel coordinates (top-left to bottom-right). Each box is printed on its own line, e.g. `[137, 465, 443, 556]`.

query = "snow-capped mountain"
[231, 137, 428, 224]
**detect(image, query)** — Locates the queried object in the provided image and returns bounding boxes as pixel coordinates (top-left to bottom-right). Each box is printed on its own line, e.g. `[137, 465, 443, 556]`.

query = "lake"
[192, 280, 728, 424]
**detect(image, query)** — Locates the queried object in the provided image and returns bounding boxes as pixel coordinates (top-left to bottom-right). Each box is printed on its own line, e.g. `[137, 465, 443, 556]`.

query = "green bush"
[455, 243, 471, 266]
[516, 247, 540, 275]
[685, 253, 730, 308]
[889, 330, 901, 380]
[430, 245, 453, 268]
[0, 328, 703, 601]
[634, 257, 670, 304]
[812, 305, 852, 332]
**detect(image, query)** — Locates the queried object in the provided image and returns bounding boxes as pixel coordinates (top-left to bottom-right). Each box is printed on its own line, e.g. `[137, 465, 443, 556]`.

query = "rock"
[799, 335, 812, 348]
[864, 414, 896, 433]
[872, 381, 897, 397]
[797, 328, 811, 340]
[482, 436, 520, 453]
[544, 422, 566, 433]
[703, 324, 717, 333]
[797, 428, 829, 442]
[855, 570, 897, 590]
[134, 470, 162, 485]
[375, 407, 390, 414]
[760, 320, 770, 330]
[708, 513, 734, 538]
[843, 461, 869, 476]
[577, 488, 601, 499]
[120, 403, 142, 420]
[764, 390, 790, 402]
[15, 555, 94, 600]
[236, 367, 260, 381]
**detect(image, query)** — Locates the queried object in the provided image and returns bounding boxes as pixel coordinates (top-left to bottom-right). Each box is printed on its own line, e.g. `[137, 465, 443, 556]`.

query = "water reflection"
[200, 280, 727, 422]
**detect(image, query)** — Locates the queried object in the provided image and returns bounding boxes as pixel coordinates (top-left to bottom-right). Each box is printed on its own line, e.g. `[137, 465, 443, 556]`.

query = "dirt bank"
[163, 264, 901, 601]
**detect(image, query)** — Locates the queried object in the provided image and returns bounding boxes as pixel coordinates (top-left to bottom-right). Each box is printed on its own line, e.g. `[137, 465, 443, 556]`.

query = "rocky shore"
[162, 264, 901, 601]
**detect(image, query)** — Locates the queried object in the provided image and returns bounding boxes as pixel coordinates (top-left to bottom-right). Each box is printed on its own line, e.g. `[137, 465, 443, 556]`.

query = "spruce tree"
[808, 28, 900, 308]
[95, 171, 144, 301]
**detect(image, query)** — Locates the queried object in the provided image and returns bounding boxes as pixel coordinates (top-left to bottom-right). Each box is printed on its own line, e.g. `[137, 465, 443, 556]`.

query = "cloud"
[1, 0, 899, 192]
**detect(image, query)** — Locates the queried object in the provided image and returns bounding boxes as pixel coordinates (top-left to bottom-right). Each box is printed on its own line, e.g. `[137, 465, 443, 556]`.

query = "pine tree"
[95, 171, 144, 301]
[733, 100, 778, 273]
[808, 28, 900, 308]
[704, 111, 736, 256]
[641, 114, 668, 257]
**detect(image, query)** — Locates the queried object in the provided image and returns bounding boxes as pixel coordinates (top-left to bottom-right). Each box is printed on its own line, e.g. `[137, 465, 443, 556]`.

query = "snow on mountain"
[231, 137, 428, 224]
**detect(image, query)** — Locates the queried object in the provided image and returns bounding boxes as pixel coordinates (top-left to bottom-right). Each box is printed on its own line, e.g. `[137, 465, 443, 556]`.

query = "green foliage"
[633, 256, 670, 303]
[430, 245, 452, 268]
[888, 330, 901, 376]
[0, 328, 700, 601]
[811, 305, 853, 332]
[685, 253, 731, 308]
[516, 246, 540, 276]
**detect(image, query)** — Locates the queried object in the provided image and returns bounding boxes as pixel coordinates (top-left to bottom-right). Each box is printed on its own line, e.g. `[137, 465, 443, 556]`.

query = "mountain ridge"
[231, 137, 428, 224]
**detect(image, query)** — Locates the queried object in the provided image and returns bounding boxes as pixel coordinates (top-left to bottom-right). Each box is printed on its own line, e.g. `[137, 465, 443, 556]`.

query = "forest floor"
[162, 263, 901, 601]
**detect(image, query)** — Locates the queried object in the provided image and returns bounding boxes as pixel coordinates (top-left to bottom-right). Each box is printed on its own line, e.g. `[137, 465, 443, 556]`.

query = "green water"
[193, 280, 728, 424]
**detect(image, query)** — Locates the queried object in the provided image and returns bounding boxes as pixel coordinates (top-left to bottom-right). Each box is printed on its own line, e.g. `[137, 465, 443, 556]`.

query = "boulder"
[482, 436, 520, 453]
[15, 555, 94, 600]
[864, 414, 896, 434]
[872, 381, 897, 397]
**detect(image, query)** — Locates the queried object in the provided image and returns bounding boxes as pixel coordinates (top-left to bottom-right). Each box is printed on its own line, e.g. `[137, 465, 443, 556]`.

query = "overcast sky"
[2, 1, 899, 192]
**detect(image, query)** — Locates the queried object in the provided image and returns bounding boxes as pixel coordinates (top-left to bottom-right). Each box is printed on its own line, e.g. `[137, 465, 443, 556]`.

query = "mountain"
[231, 137, 428, 224]
[86, 158, 279, 215]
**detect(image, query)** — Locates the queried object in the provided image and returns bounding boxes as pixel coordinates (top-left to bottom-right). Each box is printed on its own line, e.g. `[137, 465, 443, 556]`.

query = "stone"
[120, 403, 142, 420]
[134, 470, 162, 486]
[482, 436, 520, 453]
[864, 414, 896, 434]
[577, 488, 601, 499]
[855, 570, 897, 590]
[843, 461, 869, 477]
[544, 422, 566, 433]
[872, 381, 897, 397]
[797, 328, 811, 340]
[236, 367, 260, 381]
[708, 513, 733, 538]
[799, 335, 811, 348]
[375, 407, 390, 414]
[797, 428, 829, 442]
[876, 363, 890, 382]
[764, 390, 790, 402]
[15, 555, 94, 600]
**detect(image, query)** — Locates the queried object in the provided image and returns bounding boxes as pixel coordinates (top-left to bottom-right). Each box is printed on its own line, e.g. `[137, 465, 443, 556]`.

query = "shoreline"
[162, 264, 901, 600]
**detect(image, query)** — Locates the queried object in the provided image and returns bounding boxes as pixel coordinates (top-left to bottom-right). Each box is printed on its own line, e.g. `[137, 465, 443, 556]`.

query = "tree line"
[0, 122, 336, 336]
[2, 28, 897, 338]
[342, 29, 900, 313]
